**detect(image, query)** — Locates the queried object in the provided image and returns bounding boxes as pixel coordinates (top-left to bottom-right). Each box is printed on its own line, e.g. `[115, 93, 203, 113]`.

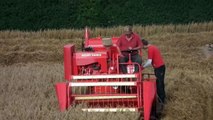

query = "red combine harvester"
[55, 28, 156, 120]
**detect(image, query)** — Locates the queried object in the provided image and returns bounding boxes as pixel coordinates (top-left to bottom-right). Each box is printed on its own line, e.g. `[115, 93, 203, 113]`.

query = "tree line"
[0, 0, 212, 30]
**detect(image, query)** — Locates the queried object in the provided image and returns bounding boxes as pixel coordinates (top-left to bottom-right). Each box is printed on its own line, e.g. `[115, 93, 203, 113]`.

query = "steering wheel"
[121, 49, 138, 53]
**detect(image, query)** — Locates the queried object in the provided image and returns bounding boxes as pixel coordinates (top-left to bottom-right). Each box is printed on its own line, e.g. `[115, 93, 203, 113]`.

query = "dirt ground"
[202, 44, 213, 59]
[0, 30, 212, 120]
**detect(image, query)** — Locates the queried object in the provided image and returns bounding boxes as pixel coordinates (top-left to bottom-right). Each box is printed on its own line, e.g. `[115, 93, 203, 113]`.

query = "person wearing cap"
[141, 39, 166, 104]
[116, 25, 143, 73]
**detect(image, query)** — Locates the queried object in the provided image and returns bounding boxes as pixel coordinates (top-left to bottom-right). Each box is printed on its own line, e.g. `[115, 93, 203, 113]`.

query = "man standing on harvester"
[116, 25, 143, 73]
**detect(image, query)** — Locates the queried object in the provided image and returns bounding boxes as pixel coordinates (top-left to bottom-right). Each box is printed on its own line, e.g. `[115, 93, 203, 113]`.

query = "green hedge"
[0, 0, 213, 30]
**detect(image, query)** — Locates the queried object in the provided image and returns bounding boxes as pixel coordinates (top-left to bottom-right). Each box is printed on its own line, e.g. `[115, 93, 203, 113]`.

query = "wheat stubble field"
[0, 23, 213, 120]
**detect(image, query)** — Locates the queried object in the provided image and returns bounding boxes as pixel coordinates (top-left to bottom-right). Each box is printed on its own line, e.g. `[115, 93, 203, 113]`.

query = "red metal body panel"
[64, 45, 75, 80]
[85, 37, 119, 49]
[143, 80, 156, 120]
[55, 82, 68, 111]
[73, 52, 108, 73]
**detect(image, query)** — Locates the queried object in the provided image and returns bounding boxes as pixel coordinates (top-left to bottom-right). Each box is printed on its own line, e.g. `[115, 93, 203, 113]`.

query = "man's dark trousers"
[119, 54, 142, 73]
[154, 65, 166, 103]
